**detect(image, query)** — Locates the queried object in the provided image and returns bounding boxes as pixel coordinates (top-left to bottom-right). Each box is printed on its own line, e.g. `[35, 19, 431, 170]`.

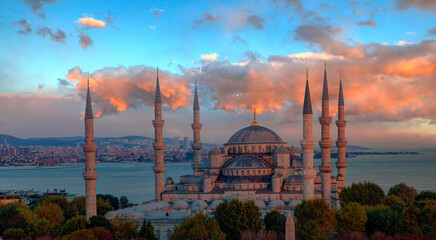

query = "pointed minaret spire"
[322, 61, 329, 100]
[155, 67, 162, 103]
[303, 69, 313, 114]
[338, 75, 344, 106]
[85, 77, 93, 119]
[251, 108, 260, 126]
[193, 78, 199, 110]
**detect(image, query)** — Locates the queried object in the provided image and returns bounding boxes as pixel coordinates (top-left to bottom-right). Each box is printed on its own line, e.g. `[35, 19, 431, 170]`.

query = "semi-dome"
[284, 175, 303, 185]
[226, 125, 284, 145]
[225, 157, 268, 169]
[274, 146, 290, 154]
[172, 200, 189, 210]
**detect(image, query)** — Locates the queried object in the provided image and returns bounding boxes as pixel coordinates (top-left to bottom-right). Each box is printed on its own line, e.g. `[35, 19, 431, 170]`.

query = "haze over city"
[1, 0, 436, 148]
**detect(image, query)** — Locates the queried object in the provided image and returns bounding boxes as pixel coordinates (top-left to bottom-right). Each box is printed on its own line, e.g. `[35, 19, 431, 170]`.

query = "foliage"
[388, 183, 418, 205]
[97, 194, 120, 210]
[402, 205, 421, 235]
[90, 227, 114, 240]
[60, 215, 86, 236]
[171, 212, 225, 240]
[64, 197, 86, 220]
[241, 229, 278, 240]
[264, 209, 286, 237]
[392, 232, 422, 240]
[63, 229, 97, 240]
[97, 198, 113, 216]
[337, 231, 368, 240]
[415, 191, 436, 202]
[370, 231, 391, 240]
[340, 181, 385, 206]
[294, 199, 336, 240]
[336, 202, 368, 235]
[365, 205, 403, 236]
[111, 216, 139, 239]
[420, 203, 436, 235]
[39, 196, 68, 212]
[33, 202, 64, 236]
[138, 220, 157, 240]
[87, 215, 113, 231]
[214, 199, 262, 240]
[2, 227, 26, 240]
[120, 195, 129, 209]
[382, 195, 406, 208]
[0, 203, 28, 236]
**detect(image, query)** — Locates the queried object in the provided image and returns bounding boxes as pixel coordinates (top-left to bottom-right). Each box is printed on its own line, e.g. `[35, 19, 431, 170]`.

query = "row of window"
[228, 144, 277, 154]
[222, 168, 272, 176]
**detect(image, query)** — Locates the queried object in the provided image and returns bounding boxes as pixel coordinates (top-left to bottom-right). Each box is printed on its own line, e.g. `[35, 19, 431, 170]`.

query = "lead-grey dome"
[225, 157, 268, 169]
[226, 126, 284, 144]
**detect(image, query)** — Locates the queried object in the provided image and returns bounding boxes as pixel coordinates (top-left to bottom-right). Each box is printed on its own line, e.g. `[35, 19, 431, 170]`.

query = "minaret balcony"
[300, 140, 316, 149]
[191, 123, 202, 130]
[336, 120, 347, 127]
[82, 171, 99, 180]
[82, 143, 97, 152]
[301, 169, 317, 180]
[336, 141, 347, 148]
[192, 143, 202, 150]
[153, 165, 166, 173]
[319, 117, 332, 125]
[336, 162, 348, 168]
[319, 140, 332, 148]
[153, 142, 165, 150]
[153, 120, 165, 128]
[319, 165, 333, 173]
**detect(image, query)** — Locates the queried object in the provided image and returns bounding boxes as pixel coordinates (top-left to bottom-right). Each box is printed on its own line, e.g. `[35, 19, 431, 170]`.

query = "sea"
[0, 148, 435, 204]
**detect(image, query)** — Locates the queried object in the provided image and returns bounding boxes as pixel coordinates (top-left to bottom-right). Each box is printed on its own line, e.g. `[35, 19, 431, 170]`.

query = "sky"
[0, 0, 436, 148]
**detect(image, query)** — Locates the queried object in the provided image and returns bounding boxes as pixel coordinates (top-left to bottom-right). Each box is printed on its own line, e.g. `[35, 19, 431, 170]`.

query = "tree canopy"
[171, 212, 225, 240]
[388, 183, 418, 205]
[339, 181, 385, 206]
[294, 199, 336, 240]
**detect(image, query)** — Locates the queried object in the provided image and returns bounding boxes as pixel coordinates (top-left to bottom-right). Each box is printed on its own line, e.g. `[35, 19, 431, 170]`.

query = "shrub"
[337, 231, 368, 240]
[87, 215, 112, 231]
[340, 181, 385, 206]
[138, 220, 157, 240]
[294, 199, 336, 240]
[382, 195, 406, 208]
[63, 229, 97, 240]
[171, 212, 225, 240]
[388, 183, 418, 205]
[336, 202, 368, 235]
[2, 227, 26, 240]
[264, 209, 286, 237]
[60, 215, 87, 236]
[241, 229, 278, 240]
[90, 226, 114, 240]
[111, 217, 139, 239]
[416, 191, 436, 202]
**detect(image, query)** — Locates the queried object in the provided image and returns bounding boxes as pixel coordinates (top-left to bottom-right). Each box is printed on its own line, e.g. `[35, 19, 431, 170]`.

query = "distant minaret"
[336, 75, 348, 191]
[82, 77, 98, 220]
[191, 79, 202, 175]
[153, 67, 166, 200]
[301, 69, 316, 200]
[319, 62, 333, 204]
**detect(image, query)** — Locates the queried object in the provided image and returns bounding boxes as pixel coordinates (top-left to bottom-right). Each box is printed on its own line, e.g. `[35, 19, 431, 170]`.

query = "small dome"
[225, 157, 268, 169]
[146, 211, 166, 219]
[209, 200, 225, 210]
[254, 200, 266, 209]
[105, 210, 121, 219]
[155, 201, 170, 209]
[185, 175, 203, 185]
[191, 200, 208, 211]
[226, 126, 284, 145]
[209, 147, 222, 155]
[267, 200, 285, 209]
[284, 175, 303, 185]
[224, 194, 246, 202]
[128, 211, 143, 218]
[288, 200, 302, 208]
[289, 145, 300, 154]
[172, 200, 189, 210]
[274, 147, 290, 154]
[121, 207, 134, 216]
[169, 210, 188, 219]
[140, 203, 158, 212]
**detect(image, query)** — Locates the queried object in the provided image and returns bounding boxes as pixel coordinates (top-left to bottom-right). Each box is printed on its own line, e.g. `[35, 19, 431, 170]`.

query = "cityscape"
[1, 0, 436, 240]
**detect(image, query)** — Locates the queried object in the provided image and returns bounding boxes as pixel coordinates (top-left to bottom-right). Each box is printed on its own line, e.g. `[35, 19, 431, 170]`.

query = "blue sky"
[0, 0, 436, 148]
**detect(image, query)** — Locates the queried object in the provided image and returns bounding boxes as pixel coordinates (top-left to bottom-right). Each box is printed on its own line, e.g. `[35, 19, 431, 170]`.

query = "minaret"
[301, 69, 316, 200]
[82, 77, 98, 220]
[153, 67, 166, 200]
[191, 79, 203, 175]
[319, 62, 333, 204]
[336, 75, 348, 191]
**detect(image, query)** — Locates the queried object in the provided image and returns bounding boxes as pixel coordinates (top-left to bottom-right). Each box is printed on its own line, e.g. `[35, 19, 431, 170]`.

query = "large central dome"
[226, 125, 284, 145]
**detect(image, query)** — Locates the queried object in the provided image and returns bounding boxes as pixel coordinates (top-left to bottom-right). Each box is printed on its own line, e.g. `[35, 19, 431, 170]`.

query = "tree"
[388, 183, 418, 205]
[294, 199, 336, 240]
[33, 202, 65, 236]
[2, 227, 26, 240]
[340, 181, 385, 206]
[120, 195, 129, 209]
[214, 199, 262, 240]
[97, 198, 113, 216]
[139, 220, 157, 240]
[39, 196, 68, 212]
[336, 202, 368, 235]
[111, 217, 139, 239]
[415, 191, 436, 202]
[365, 205, 403, 236]
[382, 195, 406, 208]
[171, 212, 225, 240]
[60, 215, 87, 236]
[420, 203, 436, 235]
[97, 194, 120, 210]
[90, 227, 114, 240]
[87, 215, 112, 231]
[64, 197, 86, 220]
[402, 205, 421, 235]
[241, 229, 278, 240]
[264, 209, 286, 238]
[63, 229, 97, 240]
[0, 204, 28, 236]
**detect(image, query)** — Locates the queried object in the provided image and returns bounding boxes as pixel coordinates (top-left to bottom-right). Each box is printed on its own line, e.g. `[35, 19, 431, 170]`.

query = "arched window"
[167, 230, 172, 240]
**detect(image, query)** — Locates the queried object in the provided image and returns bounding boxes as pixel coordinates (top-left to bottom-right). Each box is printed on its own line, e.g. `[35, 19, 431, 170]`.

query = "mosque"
[84, 64, 348, 239]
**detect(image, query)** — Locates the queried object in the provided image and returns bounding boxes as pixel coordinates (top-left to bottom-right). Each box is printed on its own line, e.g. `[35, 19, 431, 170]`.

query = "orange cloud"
[76, 17, 105, 28]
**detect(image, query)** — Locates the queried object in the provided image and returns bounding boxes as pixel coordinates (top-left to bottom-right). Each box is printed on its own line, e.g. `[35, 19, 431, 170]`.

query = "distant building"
[173, 137, 179, 150]
[183, 137, 189, 151]
[0, 195, 20, 204]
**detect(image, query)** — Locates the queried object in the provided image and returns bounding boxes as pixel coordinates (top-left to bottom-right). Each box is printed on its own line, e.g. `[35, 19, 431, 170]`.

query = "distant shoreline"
[0, 164, 85, 171]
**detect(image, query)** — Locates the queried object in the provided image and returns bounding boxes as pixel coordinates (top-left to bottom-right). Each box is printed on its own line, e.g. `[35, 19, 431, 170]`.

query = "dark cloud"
[396, 0, 436, 12]
[105, 10, 117, 29]
[12, 19, 31, 35]
[243, 15, 265, 30]
[427, 27, 436, 35]
[151, 8, 164, 19]
[37, 27, 66, 43]
[318, 3, 338, 10]
[193, 13, 223, 28]
[357, 19, 377, 28]
[22, 0, 58, 19]
[37, 84, 44, 90]
[232, 35, 248, 45]
[78, 32, 93, 49]
[57, 78, 72, 87]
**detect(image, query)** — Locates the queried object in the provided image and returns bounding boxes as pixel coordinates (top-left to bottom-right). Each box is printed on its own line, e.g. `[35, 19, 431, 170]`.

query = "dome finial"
[251, 108, 259, 126]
